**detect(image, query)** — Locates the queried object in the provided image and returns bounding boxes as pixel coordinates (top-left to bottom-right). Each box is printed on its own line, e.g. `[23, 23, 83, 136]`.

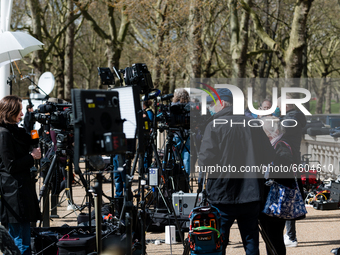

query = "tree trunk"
[229, 0, 251, 83]
[162, 60, 170, 94]
[57, 70, 65, 100]
[74, 0, 129, 75]
[187, 0, 202, 79]
[169, 63, 176, 93]
[27, 0, 45, 82]
[64, 0, 74, 101]
[283, 0, 313, 81]
[325, 79, 331, 114]
[301, 31, 309, 110]
[242, 0, 313, 84]
[316, 78, 327, 114]
[258, 0, 269, 103]
[153, 18, 166, 90]
[153, 52, 162, 90]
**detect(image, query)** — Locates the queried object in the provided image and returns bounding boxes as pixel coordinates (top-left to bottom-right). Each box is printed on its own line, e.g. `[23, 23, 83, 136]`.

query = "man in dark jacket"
[23, 104, 34, 135]
[276, 97, 307, 248]
[198, 88, 275, 255]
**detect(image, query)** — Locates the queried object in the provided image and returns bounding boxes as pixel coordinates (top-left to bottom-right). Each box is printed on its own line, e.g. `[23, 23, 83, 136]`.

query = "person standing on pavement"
[276, 96, 307, 248]
[199, 88, 275, 255]
[23, 104, 34, 135]
[0, 95, 41, 255]
[260, 116, 296, 255]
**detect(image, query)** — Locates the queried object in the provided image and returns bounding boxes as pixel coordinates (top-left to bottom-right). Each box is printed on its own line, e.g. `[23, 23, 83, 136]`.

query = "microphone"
[31, 130, 40, 148]
[147, 89, 161, 100]
[31, 130, 39, 140]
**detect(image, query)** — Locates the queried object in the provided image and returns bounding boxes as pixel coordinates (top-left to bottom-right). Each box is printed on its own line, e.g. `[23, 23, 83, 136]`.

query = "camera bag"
[57, 233, 96, 255]
[188, 206, 223, 255]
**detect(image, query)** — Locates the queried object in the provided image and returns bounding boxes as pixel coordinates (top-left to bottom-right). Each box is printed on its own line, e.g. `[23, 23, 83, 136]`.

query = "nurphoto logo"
[193, 84, 312, 116]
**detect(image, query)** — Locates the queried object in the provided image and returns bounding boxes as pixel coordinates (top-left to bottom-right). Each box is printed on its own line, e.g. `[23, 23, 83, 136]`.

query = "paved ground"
[40, 175, 340, 255]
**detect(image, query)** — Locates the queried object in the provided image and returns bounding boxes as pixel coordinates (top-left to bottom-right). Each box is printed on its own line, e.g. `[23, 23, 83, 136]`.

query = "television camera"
[29, 101, 73, 130]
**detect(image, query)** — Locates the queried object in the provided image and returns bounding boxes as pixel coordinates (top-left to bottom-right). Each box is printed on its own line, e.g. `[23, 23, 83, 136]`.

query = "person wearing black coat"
[198, 88, 275, 255]
[276, 97, 307, 247]
[259, 116, 296, 255]
[23, 104, 34, 135]
[0, 95, 41, 255]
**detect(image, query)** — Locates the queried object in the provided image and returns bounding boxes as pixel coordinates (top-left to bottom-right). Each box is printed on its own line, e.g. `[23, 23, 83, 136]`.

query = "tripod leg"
[39, 153, 59, 227]
[93, 174, 102, 255]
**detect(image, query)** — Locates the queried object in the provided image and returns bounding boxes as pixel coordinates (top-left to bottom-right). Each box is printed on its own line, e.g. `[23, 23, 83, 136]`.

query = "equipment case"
[172, 191, 203, 216]
[57, 234, 96, 255]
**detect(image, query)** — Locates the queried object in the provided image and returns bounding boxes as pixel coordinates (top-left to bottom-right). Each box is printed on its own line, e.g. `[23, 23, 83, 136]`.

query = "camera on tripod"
[156, 93, 192, 130]
[29, 101, 73, 130]
[120, 63, 153, 94]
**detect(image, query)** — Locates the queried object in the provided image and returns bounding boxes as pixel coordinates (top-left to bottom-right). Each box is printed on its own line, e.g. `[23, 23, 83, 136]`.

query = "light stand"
[22, 74, 50, 99]
[89, 173, 103, 254]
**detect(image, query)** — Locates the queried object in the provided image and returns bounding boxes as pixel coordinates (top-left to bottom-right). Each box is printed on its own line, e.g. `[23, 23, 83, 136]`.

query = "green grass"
[308, 100, 340, 114]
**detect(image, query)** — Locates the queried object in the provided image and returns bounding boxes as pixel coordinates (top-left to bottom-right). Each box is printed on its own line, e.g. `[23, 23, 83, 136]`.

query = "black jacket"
[198, 106, 275, 205]
[280, 109, 306, 164]
[0, 123, 41, 225]
[263, 138, 304, 202]
[23, 112, 34, 135]
[269, 139, 295, 187]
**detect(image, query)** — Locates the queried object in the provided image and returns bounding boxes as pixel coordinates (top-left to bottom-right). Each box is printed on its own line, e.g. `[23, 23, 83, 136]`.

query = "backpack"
[188, 206, 223, 255]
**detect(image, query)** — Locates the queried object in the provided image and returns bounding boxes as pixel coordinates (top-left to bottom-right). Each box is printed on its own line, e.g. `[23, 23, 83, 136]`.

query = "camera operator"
[172, 88, 190, 176]
[142, 100, 154, 170]
[23, 103, 34, 135]
[143, 100, 154, 123]
[0, 95, 41, 255]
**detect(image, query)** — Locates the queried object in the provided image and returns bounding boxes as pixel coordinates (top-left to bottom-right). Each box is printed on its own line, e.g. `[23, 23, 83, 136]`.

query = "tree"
[74, 0, 130, 70]
[26, 0, 81, 99]
[241, 0, 314, 85]
[187, 0, 203, 79]
[64, 0, 75, 101]
[230, 0, 251, 82]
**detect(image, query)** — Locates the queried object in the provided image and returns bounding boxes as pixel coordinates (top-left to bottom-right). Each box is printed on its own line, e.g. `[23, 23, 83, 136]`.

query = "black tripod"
[38, 131, 77, 227]
[116, 141, 185, 255]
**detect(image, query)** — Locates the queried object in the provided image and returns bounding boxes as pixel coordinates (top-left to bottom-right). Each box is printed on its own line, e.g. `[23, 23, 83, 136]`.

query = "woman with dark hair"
[260, 116, 295, 255]
[0, 95, 41, 255]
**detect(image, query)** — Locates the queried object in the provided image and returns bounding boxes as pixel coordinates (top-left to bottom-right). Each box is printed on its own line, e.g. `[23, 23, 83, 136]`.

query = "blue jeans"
[214, 202, 260, 255]
[285, 220, 296, 241]
[174, 135, 190, 176]
[113, 155, 126, 198]
[8, 222, 31, 255]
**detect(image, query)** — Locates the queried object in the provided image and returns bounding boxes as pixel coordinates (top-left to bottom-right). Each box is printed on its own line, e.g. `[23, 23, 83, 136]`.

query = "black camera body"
[157, 95, 191, 130]
[120, 63, 153, 94]
[29, 102, 73, 130]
